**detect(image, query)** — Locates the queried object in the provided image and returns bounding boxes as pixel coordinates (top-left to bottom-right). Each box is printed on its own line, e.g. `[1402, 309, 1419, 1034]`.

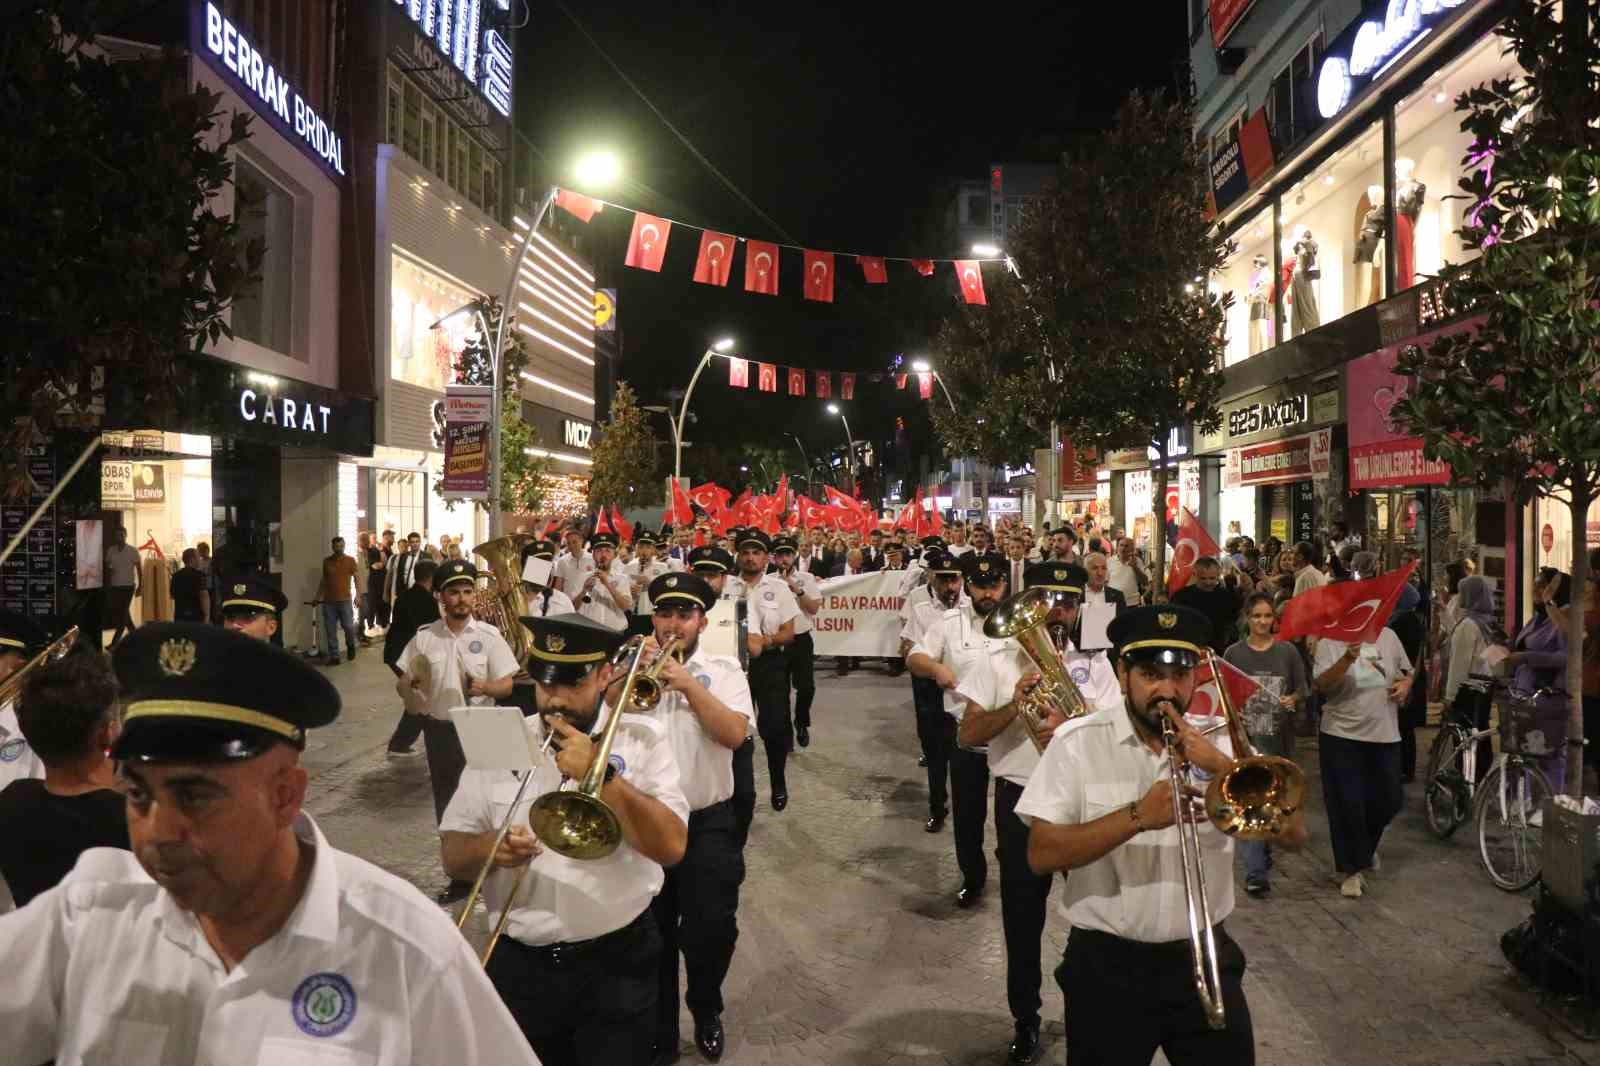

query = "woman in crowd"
[1506, 568, 1571, 792]
[1442, 574, 1498, 785]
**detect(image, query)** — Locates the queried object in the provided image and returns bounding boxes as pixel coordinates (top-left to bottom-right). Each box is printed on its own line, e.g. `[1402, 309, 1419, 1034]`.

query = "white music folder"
[450, 706, 543, 772]
[1079, 602, 1116, 651]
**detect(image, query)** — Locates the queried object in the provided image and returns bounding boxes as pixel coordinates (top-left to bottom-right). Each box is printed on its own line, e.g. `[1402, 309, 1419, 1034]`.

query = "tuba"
[471, 535, 536, 665]
[981, 587, 1092, 753]
[0, 626, 80, 709]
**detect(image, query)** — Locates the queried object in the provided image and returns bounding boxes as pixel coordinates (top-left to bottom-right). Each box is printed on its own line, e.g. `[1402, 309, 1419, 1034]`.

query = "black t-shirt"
[171, 566, 207, 621]
[0, 780, 130, 906]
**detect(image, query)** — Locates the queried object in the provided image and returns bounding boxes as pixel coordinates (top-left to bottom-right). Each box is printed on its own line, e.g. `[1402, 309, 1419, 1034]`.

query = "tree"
[1392, 0, 1600, 794]
[0, 2, 260, 496]
[932, 90, 1230, 589]
[588, 382, 663, 510]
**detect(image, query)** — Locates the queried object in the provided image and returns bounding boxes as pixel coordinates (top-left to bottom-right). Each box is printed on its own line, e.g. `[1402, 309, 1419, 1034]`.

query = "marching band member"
[733, 531, 800, 812]
[0, 624, 540, 1064]
[899, 549, 967, 832]
[954, 563, 1121, 1065]
[687, 545, 757, 846]
[441, 613, 688, 1065]
[0, 612, 47, 913]
[1018, 605, 1308, 1064]
[217, 575, 289, 641]
[577, 531, 635, 632]
[620, 573, 756, 1066]
[522, 539, 578, 618]
[626, 530, 673, 638]
[772, 536, 821, 748]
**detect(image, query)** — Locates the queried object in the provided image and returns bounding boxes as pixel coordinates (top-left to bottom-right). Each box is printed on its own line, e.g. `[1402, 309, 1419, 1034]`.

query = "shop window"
[389, 252, 480, 392]
[438, 120, 453, 182]
[1267, 31, 1324, 153]
[1392, 33, 1524, 292]
[1211, 204, 1275, 367]
[455, 136, 470, 206]
[402, 80, 421, 162]
[419, 97, 436, 174]
[1278, 120, 1384, 339]
[231, 155, 295, 354]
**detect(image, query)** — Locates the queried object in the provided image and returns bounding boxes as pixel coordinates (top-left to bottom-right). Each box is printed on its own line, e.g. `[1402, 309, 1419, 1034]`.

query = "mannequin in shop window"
[1279, 243, 1296, 338]
[1394, 157, 1425, 290]
[1247, 254, 1272, 355]
[1354, 185, 1386, 308]
[1291, 226, 1321, 335]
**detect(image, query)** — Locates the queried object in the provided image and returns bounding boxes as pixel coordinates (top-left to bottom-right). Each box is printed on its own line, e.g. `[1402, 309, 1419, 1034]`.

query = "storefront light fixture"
[971, 242, 1001, 257]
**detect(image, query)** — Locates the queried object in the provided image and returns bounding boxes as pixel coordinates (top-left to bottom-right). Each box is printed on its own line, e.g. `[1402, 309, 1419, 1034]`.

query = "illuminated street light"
[573, 150, 622, 190]
[972, 242, 1002, 257]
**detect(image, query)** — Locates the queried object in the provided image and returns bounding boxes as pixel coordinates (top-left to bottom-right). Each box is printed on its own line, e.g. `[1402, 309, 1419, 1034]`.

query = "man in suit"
[385, 531, 423, 605]
[383, 558, 439, 757]
[1004, 534, 1030, 596]
[861, 529, 887, 572]
[1081, 552, 1127, 612]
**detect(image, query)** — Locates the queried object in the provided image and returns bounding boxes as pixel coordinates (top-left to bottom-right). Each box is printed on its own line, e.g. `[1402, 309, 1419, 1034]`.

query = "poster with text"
[442, 385, 493, 500]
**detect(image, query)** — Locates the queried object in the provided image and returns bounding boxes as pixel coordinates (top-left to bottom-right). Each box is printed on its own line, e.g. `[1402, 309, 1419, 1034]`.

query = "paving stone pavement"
[305, 650, 1600, 1065]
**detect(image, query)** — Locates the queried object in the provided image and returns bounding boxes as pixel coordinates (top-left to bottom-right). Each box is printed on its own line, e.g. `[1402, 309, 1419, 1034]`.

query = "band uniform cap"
[1025, 562, 1087, 598]
[921, 549, 963, 576]
[771, 536, 799, 555]
[633, 528, 660, 547]
[437, 559, 478, 589]
[737, 530, 771, 552]
[1107, 604, 1210, 666]
[522, 612, 627, 685]
[0, 610, 47, 654]
[590, 531, 620, 550]
[521, 539, 558, 562]
[219, 575, 288, 615]
[649, 571, 715, 612]
[919, 535, 947, 549]
[963, 551, 1007, 586]
[688, 546, 735, 573]
[110, 623, 340, 763]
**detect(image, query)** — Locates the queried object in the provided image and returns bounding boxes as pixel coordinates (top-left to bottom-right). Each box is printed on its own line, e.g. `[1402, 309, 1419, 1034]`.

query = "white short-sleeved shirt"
[911, 604, 1017, 719]
[957, 640, 1123, 786]
[526, 587, 577, 618]
[1313, 628, 1412, 744]
[701, 596, 740, 660]
[900, 582, 932, 627]
[780, 569, 823, 635]
[396, 618, 520, 720]
[947, 544, 974, 558]
[737, 574, 800, 639]
[553, 551, 590, 596]
[104, 543, 141, 587]
[901, 592, 968, 647]
[0, 699, 44, 912]
[0, 814, 540, 1066]
[578, 559, 633, 631]
[441, 712, 688, 944]
[633, 646, 754, 810]
[1015, 708, 1236, 942]
[627, 558, 673, 615]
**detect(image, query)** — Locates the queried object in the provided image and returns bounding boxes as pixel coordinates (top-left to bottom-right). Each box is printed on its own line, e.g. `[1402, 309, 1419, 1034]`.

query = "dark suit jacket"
[860, 547, 885, 573]
[384, 584, 440, 668]
[1096, 586, 1127, 611]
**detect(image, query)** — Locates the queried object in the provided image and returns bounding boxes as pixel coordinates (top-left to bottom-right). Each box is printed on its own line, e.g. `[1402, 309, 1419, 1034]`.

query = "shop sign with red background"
[1210, 0, 1259, 48]
[1345, 318, 1481, 489]
[1238, 435, 1315, 487]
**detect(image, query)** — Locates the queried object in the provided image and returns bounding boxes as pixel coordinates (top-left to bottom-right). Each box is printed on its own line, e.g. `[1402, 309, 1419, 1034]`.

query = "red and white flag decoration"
[911, 259, 935, 277]
[1187, 655, 1265, 724]
[1167, 507, 1221, 597]
[693, 230, 736, 287]
[787, 368, 806, 396]
[1277, 563, 1420, 646]
[840, 373, 855, 400]
[625, 213, 671, 271]
[553, 188, 603, 222]
[894, 373, 907, 390]
[857, 256, 887, 284]
[804, 250, 835, 303]
[757, 363, 778, 393]
[728, 358, 749, 389]
[815, 372, 831, 399]
[954, 260, 987, 305]
[918, 373, 933, 400]
[667, 478, 694, 527]
[745, 240, 780, 295]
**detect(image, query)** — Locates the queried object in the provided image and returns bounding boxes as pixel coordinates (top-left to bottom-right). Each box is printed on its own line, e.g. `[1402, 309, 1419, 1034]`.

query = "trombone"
[1165, 650, 1306, 1030]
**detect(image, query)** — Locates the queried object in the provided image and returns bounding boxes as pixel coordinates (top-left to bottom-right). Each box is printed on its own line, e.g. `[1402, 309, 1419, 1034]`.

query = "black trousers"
[950, 745, 991, 892]
[1058, 925, 1254, 1065]
[749, 652, 792, 794]
[732, 737, 755, 847]
[1319, 732, 1402, 875]
[487, 909, 661, 1066]
[653, 801, 745, 1047]
[421, 716, 467, 824]
[912, 677, 953, 817]
[787, 632, 816, 730]
[996, 777, 1052, 1028]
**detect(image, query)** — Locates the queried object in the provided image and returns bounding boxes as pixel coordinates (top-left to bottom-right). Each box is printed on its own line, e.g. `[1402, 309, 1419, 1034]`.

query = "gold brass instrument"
[0, 626, 80, 708]
[472, 535, 537, 664]
[625, 637, 682, 711]
[525, 637, 651, 860]
[981, 587, 1092, 752]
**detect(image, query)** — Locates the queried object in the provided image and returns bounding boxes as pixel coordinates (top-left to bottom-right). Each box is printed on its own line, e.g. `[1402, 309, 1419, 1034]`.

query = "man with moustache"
[577, 530, 635, 631]
[687, 545, 757, 844]
[773, 536, 822, 748]
[900, 549, 968, 832]
[626, 530, 674, 638]
[0, 623, 539, 1064]
[1018, 605, 1309, 1064]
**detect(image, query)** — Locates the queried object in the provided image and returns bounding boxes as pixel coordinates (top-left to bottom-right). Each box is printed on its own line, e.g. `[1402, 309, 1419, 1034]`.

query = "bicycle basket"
[1497, 693, 1567, 757]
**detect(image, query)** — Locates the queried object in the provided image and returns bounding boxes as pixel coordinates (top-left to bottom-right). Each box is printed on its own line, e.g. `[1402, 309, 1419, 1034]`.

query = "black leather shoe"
[917, 752, 928, 767]
[956, 885, 983, 908]
[1008, 1022, 1041, 1064]
[796, 727, 810, 748]
[771, 792, 788, 812]
[694, 1014, 725, 1061]
[649, 1042, 680, 1066]
[434, 881, 470, 906]
[924, 813, 946, 833]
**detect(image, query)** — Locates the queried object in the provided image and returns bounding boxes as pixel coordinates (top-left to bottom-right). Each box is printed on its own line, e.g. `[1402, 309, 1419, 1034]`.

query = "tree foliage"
[588, 382, 663, 510]
[1392, 0, 1600, 792]
[0, 1, 261, 496]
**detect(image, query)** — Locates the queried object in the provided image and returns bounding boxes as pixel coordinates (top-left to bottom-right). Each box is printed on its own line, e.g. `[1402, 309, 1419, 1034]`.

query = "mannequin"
[1247, 254, 1271, 355]
[1291, 226, 1321, 335]
[1394, 157, 1426, 289]
[1278, 238, 1296, 339]
[1354, 184, 1386, 308]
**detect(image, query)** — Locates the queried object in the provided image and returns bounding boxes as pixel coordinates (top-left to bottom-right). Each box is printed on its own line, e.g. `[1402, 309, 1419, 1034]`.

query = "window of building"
[1211, 204, 1275, 367]
[468, 139, 484, 209]
[402, 80, 421, 161]
[231, 155, 294, 354]
[389, 253, 480, 392]
[439, 120, 453, 182]
[484, 156, 500, 214]
[1267, 31, 1324, 152]
[456, 135, 470, 204]
[419, 97, 436, 174]
[386, 70, 402, 146]
[1278, 120, 1384, 338]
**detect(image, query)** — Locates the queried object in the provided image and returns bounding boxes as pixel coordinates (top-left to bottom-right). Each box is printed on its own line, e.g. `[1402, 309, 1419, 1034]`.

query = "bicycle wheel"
[1475, 758, 1553, 892]
[1423, 727, 1471, 839]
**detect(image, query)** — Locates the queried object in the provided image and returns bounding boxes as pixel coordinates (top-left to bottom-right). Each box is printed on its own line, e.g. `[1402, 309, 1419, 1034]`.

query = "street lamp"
[971, 242, 1002, 258]
[671, 338, 737, 482]
[909, 358, 959, 414]
[826, 403, 856, 487]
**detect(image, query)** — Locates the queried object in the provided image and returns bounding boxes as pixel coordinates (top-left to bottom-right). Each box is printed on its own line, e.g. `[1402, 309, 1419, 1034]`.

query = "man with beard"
[906, 551, 1009, 909]
[442, 613, 687, 1065]
[626, 530, 674, 638]
[578, 531, 635, 631]
[0, 623, 538, 1064]
[773, 536, 822, 749]
[899, 550, 968, 832]
[620, 573, 755, 1066]
[1018, 605, 1308, 1064]
[954, 563, 1122, 1064]
[734, 531, 800, 812]
[687, 546, 756, 845]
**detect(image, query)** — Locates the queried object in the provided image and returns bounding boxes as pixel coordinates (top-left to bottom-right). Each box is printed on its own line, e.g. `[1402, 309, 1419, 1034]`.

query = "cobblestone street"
[304, 649, 1600, 1065]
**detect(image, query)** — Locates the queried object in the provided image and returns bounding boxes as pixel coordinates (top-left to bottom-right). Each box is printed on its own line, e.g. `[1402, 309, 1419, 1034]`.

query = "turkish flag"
[803, 250, 835, 302]
[693, 231, 737, 286]
[918, 373, 933, 399]
[1167, 507, 1222, 597]
[797, 495, 828, 530]
[930, 505, 943, 537]
[774, 474, 789, 521]
[826, 485, 863, 514]
[745, 240, 780, 295]
[787, 368, 806, 396]
[757, 363, 778, 392]
[1187, 655, 1265, 724]
[610, 505, 633, 545]
[1277, 563, 1420, 646]
[668, 478, 695, 527]
[857, 256, 888, 284]
[594, 507, 613, 536]
[894, 502, 918, 533]
[840, 373, 855, 400]
[894, 373, 907, 390]
[911, 259, 935, 277]
[688, 482, 730, 514]
[728, 358, 749, 388]
[553, 188, 603, 222]
[954, 260, 987, 305]
[815, 372, 831, 399]
[625, 213, 671, 271]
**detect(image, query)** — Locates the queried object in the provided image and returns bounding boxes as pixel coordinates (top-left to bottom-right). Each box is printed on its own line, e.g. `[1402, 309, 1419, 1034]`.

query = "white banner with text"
[809, 570, 912, 656]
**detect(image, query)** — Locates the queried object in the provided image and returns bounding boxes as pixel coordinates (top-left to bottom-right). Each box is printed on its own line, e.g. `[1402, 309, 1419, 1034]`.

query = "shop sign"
[102, 462, 166, 504]
[1310, 428, 1331, 482]
[193, 2, 344, 177]
[392, 0, 513, 119]
[594, 289, 616, 332]
[441, 385, 493, 500]
[238, 386, 333, 435]
[1058, 437, 1098, 493]
[1238, 435, 1315, 487]
[1223, 448, 1242, 490]
[1312, 388, 1341, 425]
[1209, 0, 1260, 49]
[1210, 108, 1275, 215]
[1346, 319, 1478, 488]
[1228, 393, 1308, 439]
[1317, 0, 1469, 120]
[562, 419, 593, 450]
[988, 497, 1021, 513]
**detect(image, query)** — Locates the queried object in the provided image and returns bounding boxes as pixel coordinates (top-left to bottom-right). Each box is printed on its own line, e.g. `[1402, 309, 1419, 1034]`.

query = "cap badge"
[547, 635, 567, 653]
[158, 638, 197, 677]
[1055, 569, 1067, 581]
[666, 576, 678, 588]
[1158, 612, 1178, 630]
[979, 562, 992, 573]
[233, 583, 247, 595]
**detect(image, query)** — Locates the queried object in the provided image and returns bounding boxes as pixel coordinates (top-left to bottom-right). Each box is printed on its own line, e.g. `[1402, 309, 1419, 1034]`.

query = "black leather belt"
[512, 908, 652, 965]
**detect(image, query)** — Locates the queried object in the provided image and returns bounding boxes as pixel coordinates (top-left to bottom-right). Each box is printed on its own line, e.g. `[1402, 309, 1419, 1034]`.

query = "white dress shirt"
[397, 618, 520, 720]
[901, 591, 968, 647]
[626, 558, 672, 616]
[553, 551, 590, 597]
[638, 645, 754, 810]
[441, 712, 688, 945]
[947, 544, 973, 558]
[780, 569, 822, 635]
[576, 558, 633, 630]
[911, 604, 1017, 719]
[701, 594, 740, 660]
[526, 587, 577, 618]
[900, 582, 933, 628]
[1015, 707, 1236, 942]
[0, 699, 43, 912]
[0, 814, 539, 1065]
[737, 573, 800, 640]
[956, 640, 1122, 786]
[1106, 558, 1144, 606]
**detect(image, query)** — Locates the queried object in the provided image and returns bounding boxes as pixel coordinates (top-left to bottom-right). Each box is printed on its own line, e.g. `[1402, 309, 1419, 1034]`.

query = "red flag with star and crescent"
[728, 358, 748, 388]
[693, 231, 737, 287]
[1167, 507, 1222, 597]
[954, 260, 987, 305]
[553, 189, 603, 222]
[745, 240, 780, 295]
[911, 259, 935, 277]
[803, 250, 835, 303]
[796, 495, 828, 530]
[757, 363, 778, 392]
[857, 256, 887, 284]
[815, 372, 831, 400]
[840, 374, 855, 400]
[1186, 655, 1266, 724]
[668, 478, 695, 527]
[787, 368, 806, 396]
[625, 213, 671, 271]
[1276, 563, 1420, 646]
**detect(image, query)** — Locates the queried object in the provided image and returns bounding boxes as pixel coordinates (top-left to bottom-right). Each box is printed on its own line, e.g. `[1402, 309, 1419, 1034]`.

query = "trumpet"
[625, 637, 683, 711]
[982, 587, 1092, 752]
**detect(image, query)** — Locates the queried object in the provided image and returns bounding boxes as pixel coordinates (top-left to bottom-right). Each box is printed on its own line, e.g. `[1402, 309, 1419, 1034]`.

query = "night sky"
[515, 3, 1187, 479]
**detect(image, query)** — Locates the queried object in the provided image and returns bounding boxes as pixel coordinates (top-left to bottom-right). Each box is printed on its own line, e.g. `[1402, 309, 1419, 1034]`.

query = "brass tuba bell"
[981, 587, 1093, 752]
[471, 534, 537, 665]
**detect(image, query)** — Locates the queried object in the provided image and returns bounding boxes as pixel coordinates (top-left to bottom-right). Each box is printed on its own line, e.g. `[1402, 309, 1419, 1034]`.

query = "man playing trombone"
[1017, 605, 1308, 1065]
